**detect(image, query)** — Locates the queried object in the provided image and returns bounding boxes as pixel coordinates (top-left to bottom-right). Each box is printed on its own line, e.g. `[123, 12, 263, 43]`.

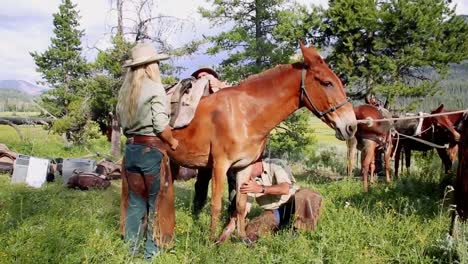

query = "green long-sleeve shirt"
[123, 78, 169, 137]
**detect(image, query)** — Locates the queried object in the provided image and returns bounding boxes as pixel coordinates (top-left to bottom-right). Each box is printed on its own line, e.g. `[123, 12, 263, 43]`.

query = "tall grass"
[0, 125, 110, 159]
[0, 124, 465, 263]
[0, 176, 459, 263]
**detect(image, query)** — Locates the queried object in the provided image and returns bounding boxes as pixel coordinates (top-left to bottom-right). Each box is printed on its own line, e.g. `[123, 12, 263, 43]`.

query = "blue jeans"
[124, 143, 162, 260]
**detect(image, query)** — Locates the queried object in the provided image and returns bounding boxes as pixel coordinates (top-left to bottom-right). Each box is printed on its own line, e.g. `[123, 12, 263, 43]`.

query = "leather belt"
[126, 135, 166, 150]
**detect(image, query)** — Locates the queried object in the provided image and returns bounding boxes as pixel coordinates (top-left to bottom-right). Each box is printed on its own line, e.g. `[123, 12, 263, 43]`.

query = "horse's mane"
[238, 63, 302, 85]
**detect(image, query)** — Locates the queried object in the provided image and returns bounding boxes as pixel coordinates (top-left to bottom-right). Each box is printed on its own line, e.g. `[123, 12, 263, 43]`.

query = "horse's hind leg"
[193, 168, 211, 216]
[347, 137, 357, 178]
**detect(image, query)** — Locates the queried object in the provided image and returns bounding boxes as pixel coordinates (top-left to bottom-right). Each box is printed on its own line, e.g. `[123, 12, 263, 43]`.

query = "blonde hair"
[117, 62, 162, 128]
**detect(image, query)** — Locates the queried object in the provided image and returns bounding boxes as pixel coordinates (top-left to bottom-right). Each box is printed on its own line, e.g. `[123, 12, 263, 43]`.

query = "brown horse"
[347, 105, 393, 192]
[122, 43, 357, 239]
[455, 112, 468, 220]
[426, 105, 462, 161]
[393, 105, 462, 177]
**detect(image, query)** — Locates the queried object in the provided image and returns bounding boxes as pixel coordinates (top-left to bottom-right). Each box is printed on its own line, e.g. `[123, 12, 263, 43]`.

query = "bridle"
[300, 64, 350, 118]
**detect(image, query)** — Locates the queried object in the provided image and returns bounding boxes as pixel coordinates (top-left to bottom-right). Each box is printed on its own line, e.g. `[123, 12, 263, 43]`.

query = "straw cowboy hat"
[191, 66, 219, 79]
[123, 42, 169, 68]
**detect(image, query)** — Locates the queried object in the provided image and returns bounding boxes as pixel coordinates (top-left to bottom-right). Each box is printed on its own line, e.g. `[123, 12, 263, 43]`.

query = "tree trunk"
[110, 114, 122, 159]
[117, 0, 123, 36]
[255, 0, 263, 68]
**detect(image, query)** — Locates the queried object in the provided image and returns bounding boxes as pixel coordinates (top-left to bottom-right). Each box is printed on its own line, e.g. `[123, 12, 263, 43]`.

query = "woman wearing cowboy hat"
[117, 42, 178, 260]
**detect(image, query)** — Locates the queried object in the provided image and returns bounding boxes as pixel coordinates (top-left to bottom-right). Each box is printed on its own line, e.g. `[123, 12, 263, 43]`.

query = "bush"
[268, 109, 317, 162]
[51, 98, 101, 145]
[306, 146, 347, 175]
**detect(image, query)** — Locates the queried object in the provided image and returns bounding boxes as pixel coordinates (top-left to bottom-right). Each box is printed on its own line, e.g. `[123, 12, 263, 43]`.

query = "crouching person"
[117, 42, 178, 261]
[219, 159, 323, 243]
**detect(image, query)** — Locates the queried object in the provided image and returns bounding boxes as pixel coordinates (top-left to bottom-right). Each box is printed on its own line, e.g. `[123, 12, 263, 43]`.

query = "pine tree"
[31, 0, 90, 116]
[313, 0, 468, 106]
[199, 0, 319, 161]
[31, 0, 92, 143]
[199, 0, 316, 83]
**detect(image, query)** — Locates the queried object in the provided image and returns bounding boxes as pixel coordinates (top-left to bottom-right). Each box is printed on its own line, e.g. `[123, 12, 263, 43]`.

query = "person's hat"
[123, 42, 169, 68]
[191, 66, 219, 79]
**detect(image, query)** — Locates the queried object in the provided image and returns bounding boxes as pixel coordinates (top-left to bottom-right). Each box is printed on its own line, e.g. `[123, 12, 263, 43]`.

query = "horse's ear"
[433, 104, 445, 114]
[300, 41, 323, 66]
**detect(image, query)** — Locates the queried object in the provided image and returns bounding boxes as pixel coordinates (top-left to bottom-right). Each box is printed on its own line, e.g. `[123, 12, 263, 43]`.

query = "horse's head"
[299, 42, 357, 140]
[429, 104, 460, 142]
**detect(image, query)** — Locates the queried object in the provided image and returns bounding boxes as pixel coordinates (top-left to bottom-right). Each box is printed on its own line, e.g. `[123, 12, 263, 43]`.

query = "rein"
[358, 109, 468, 125]
[300, 65, 349, 118]
[392, 129, 448, 149]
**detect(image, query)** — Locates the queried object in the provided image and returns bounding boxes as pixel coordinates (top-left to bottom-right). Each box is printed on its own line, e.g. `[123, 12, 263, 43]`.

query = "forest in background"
[0, 89, 37, 113]
[387, 61, 468, 112]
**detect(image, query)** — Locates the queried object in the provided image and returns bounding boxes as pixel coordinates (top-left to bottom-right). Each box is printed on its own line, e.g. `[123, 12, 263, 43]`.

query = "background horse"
[393, 105, 462, 178]
[121, 43, 357, 240]
[455, 112, 468, 220]
[347, 105, 393, 192]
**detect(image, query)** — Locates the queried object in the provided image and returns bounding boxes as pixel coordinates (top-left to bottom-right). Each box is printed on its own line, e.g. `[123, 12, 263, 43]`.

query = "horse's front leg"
[216, 166, 254, 244]
[448, 144, 458, 166]
[370, 157, 376, 183]
[235, 166, 253, 239]
[404, 146, 411, 175]
[437, 148, 453, 175]
[347, 137, 357, 177]
[394, 143, 402, 179]
[361, 140, 376, 192]
[210, 161, 229, 240]
[385, 141, 393, 183]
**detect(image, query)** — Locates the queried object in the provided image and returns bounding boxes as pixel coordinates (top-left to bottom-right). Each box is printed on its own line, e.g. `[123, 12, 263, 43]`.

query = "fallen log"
[0, 117, 52, 126]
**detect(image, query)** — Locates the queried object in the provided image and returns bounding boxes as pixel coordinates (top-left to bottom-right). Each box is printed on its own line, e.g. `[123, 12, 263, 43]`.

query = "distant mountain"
[0, 80, 46, 96]
[460, 15, 468, 23]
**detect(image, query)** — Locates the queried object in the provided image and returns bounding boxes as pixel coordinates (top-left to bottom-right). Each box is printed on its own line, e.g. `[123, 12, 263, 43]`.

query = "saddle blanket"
[165, 77, 210, 128]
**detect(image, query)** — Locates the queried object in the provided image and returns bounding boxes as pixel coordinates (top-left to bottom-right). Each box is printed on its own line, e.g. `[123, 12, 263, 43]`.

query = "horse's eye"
[321, 80, 333, 88]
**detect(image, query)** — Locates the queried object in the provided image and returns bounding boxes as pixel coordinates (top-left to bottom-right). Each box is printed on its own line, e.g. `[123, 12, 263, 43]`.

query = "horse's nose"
[346, 123, 357, 137]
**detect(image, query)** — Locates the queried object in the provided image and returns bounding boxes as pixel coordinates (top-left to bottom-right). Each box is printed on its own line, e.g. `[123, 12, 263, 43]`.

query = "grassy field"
[0, 124, 466, 263]
[309, 117, 342, 145]
[0, 125, 111, 158]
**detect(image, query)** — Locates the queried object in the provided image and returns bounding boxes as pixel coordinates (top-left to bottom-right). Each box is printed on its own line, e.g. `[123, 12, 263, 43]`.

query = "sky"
[0, 0, 466, 85]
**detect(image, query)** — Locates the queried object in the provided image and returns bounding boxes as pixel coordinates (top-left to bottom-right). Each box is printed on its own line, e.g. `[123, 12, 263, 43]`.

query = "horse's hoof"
[215, 230, 232, 245]
[215, 218, 236, 245]
[214, 238, 224, 245]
